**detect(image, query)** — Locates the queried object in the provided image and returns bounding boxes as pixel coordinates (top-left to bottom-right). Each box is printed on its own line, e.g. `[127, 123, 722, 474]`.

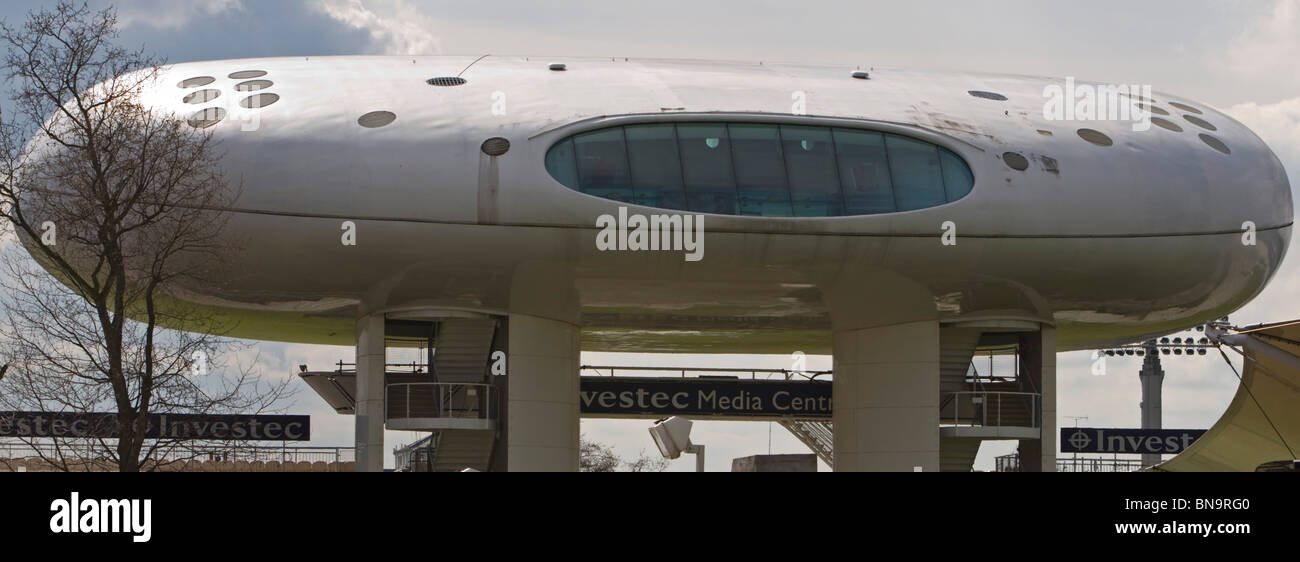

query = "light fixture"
[649, 416, 705, 472]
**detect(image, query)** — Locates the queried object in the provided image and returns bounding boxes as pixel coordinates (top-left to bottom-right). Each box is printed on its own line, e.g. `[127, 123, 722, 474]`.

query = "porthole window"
[229, 70, 267, 79]
[1002, 152, 1029, 171]
[1169, 102, 1202, 115]
[183, 89, 221, 104]
[1183, 115, 1217, 131]
[240, 93, 280, 109]
[178, 76, 215, 88]
[1199, 134, 1231, 155]
[186, 107, 226, 129]
[1077, 128, 1114, 147]
[1137, 103, 1169, 116]
[968, 90, 1008, 101]
[1151, 117, 1183, 132]
[545, 122, 974, 216]
[358, 111, 397, 128]
[235, 80, 273, 92]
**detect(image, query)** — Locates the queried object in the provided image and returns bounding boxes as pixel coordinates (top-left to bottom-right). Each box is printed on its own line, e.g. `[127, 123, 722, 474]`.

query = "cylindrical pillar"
[354, 314, 386, 472]
[1017, 326, 1057, 472]
[506, 314, 580, 471]
[832, 320, 940, 472]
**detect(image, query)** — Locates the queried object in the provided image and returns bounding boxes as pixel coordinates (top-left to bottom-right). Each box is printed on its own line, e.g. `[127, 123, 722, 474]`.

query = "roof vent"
[549, 63, 567, 71]
[426, 77, 467, 86]
[481, 137, 511, 156]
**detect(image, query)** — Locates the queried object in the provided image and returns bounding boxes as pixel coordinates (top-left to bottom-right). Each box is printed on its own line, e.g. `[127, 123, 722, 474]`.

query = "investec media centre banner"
[580, 377, 831, 418]
[0, 411, 310, 441]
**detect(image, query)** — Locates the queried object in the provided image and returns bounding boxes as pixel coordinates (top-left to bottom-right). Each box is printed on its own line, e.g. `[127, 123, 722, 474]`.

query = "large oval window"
[545, 122, 974, 216]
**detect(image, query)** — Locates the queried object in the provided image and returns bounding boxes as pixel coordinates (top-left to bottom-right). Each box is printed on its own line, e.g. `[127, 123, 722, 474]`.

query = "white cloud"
[116, 0, 245, 30]
[1227, 96, 1300, 175]
[312, 0, 442, 55]
[1226, 96, 1300, 326]
[1221, 0, 1300, 103]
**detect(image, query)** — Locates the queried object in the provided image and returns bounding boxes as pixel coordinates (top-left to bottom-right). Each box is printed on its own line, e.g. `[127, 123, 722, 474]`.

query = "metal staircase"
[433, 318, 498, 383]
[395, 430, 496, 472]
[300, 316, 503, 472]
[779, 419, 833, 466]
[408, 317, 500, 471]
[940, 329, 982, 395]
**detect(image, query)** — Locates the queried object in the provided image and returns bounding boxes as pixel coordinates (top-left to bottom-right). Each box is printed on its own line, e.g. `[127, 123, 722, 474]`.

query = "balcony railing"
[941, 391, 1040, 428]
[386, 382, 497, 422]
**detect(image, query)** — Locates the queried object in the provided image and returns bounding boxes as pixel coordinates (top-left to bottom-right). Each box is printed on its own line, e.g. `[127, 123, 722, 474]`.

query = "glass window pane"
[885, 134, 945, 211]
[544, 138, 579, 189]
[781, 125, 841, 216]
[939, 147, 974, 202]
[573, 128, 632, 201]
[625, 124, 686, 209]
[677, 123, 737, 214]
[728, 123, 792, 216]
[833, 128, 895, 215]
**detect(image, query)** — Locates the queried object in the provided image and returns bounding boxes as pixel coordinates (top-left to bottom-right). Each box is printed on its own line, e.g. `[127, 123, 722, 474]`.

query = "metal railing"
[995, 453, 1145, 473]
[329, 360, 428, 374]
[0, 440, 354, 471]
[778, 419, 834, 466]
[386, 382, 497, 420]
[580, 365, 831, 381]
[941, 391, 1040, 428]
[393, 434, 439, 472]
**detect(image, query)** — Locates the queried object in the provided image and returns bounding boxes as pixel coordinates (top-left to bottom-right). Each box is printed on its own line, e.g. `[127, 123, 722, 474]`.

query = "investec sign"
[1059, 427, 1206, 454]
[580, 377, 831, 419]
[0, 412, 310, 441]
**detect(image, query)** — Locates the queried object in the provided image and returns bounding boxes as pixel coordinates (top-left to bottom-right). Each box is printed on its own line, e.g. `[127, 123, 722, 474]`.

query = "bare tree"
[580, 435, 669, 472]
[579, 435, 623, 472]
[0, 2, 290, 472]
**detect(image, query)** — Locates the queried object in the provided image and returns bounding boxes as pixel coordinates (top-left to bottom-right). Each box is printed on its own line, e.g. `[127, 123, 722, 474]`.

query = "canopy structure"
[1157, 319, 1300, 471]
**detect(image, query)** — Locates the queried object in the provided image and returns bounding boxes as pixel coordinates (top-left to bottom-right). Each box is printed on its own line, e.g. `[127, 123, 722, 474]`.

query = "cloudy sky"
[2, 0, 1298, 470]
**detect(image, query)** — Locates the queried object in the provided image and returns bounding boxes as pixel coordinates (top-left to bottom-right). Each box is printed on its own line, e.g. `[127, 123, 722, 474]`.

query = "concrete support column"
[506, 314, 580, 472]
[1017, 326, 1057, 472]
[833, 320, 940, 472]
[354, 314, 387, 472]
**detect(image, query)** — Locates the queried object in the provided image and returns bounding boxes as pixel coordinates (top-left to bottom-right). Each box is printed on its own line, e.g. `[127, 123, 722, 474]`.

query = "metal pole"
[688, 444, 705, 473]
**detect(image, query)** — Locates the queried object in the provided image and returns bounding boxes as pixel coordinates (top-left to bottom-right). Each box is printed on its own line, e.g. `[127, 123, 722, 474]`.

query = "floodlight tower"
[1137, 339, 1165, 467]
[1099, 317, 1226, 467]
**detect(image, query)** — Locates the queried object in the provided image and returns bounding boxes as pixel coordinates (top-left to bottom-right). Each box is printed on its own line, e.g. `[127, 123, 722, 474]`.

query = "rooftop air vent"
[426, 77, 467, 86]
[481, 137, 511, 155]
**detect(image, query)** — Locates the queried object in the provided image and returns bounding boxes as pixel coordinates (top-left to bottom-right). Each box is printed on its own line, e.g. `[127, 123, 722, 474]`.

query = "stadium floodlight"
[648, 416, 706, 472]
